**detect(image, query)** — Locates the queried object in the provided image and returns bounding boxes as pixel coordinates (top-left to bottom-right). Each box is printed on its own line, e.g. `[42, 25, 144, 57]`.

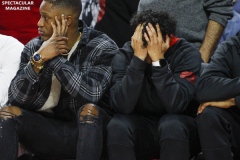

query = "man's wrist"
[152, 60, 161, 66]
[30, 56, 44, 71]
[135, 54, 146, 61]
[230, 98, 236, 107]
[32, 52, 45, 63]
[152, 58, 167, 67]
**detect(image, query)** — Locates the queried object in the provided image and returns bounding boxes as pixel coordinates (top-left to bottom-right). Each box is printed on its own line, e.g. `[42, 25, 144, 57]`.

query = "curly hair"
[130, 10, 177, 47]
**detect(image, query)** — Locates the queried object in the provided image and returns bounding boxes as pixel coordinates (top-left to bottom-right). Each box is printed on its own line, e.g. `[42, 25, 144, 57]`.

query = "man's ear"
[66, 16, 72, 26]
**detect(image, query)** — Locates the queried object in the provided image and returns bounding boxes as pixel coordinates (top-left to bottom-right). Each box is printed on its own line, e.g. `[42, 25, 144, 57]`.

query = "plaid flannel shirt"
[8, 21, 118, 117]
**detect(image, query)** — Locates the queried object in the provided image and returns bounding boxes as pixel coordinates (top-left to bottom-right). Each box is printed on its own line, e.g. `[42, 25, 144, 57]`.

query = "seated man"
[108, 10, 202, 160]
[0, 34, 23, 107]
[0, 0, 118, 159]
[0, 34, 28, 158]
[196, 33, 240, 159]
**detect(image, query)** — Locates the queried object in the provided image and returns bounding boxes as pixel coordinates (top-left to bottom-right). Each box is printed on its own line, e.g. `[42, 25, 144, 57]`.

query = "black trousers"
[0, 105, 111, 160]
[107, 114, 200, 160]
[196, 107, 240, 160]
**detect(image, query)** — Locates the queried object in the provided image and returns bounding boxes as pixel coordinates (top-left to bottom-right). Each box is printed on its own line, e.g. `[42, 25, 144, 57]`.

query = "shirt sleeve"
[110, 44, 147, 114]
[8, 39, 43, 110]
[0, 36, 23, 107]
[152, 46, 202, 114]
[196, 38, 240, 108]
[204, 0, 233, 27]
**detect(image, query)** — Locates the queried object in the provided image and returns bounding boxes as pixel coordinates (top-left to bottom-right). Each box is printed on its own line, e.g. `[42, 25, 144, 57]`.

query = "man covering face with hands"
[108, 10, 202, 160]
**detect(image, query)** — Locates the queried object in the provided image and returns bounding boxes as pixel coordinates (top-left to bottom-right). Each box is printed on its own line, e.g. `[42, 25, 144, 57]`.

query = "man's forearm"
[199, 20, 224, 63]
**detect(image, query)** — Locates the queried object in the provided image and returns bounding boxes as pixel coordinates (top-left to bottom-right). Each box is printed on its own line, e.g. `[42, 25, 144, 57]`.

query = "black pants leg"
[196, 107, 240, 160]
[107, 114, 159, 160]
[77, 104, 111, 160]
[0, 107, 78, 160]
[107, 114, 199, 160]
[158, 114, 200, 160]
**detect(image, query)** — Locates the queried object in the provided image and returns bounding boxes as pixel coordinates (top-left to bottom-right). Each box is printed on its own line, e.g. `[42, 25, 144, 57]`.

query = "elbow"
[195, 94, 206, 104]
[7, 98, 20, 107]
[7, 96, 15, 105]
[195, 88, 207, 103]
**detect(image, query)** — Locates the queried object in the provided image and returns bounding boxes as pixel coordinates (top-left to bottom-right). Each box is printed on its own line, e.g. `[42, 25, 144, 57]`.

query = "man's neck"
[67, 30, 81, 49]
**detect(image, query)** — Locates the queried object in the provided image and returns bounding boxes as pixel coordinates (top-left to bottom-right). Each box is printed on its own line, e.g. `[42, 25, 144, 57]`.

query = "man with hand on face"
[108, 10, 202, 160]
[0, 0, 118, 159]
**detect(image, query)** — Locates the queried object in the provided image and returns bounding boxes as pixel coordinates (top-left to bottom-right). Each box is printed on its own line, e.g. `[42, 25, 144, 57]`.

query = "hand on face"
[38, 14, 69, 61]
[131, 24, 148, 61]
[144, 23, 170, 62]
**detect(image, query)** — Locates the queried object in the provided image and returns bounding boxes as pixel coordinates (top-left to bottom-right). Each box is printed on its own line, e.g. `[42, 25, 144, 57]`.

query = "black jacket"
[110, 39, 202, 116]
[196, 35, 240, 109]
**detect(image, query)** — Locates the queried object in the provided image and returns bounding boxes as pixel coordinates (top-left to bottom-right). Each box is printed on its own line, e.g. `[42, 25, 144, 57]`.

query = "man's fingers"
[162, 35, 170, 53]
[197, 103, 208, 115]
[54, 42, 69, 55]
[61, 14, 68, 35]
[55, 16, 61, 36]
[56, 36, 68, 40]
[197, 106, 205, 115]
[55, 40, 68, 45]
[64, 23, 68, 36]
[146, 25, 153, 42]
[147, 23, 162, 44]
[144, 32, 150, 42]
[132, 24, 141, 40]
[165, 35, 170, 46]
[132, 24, 144, 46]
[197, 108, 203, 115]
[137, 24, 144, 39]
[156, 24, 162, 39]
[56, 45, 69, 51]
[135, 24, 141, 33]
[51, 22, 58, 37]
[55, 48, 69, 55]
[60, 49, 69, 54]
[197, 104, 203, 114]
[147, 23, 154, 34]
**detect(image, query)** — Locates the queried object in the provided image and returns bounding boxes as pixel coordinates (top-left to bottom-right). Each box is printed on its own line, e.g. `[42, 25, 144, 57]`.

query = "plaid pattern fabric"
[8, 21, 118, 114]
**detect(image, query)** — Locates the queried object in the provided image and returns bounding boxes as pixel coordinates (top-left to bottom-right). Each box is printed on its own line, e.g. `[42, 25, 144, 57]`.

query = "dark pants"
[107, 114, 200, 160]
[196, 107, 240, 160]
[0, 104, 111, 160]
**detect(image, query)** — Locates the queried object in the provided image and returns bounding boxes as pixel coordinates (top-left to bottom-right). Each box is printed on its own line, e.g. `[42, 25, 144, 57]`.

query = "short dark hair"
[44, 0, 82, 19]
[130, 10, 177, 47]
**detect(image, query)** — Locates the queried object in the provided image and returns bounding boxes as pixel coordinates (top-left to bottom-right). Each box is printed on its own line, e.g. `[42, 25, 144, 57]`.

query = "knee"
[78, 103, 99, 124]
[196, 107, 222, 130]
[0, 106, 22, 120]
[107, 115, 130, 143]
[158, 115, 188, 140]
